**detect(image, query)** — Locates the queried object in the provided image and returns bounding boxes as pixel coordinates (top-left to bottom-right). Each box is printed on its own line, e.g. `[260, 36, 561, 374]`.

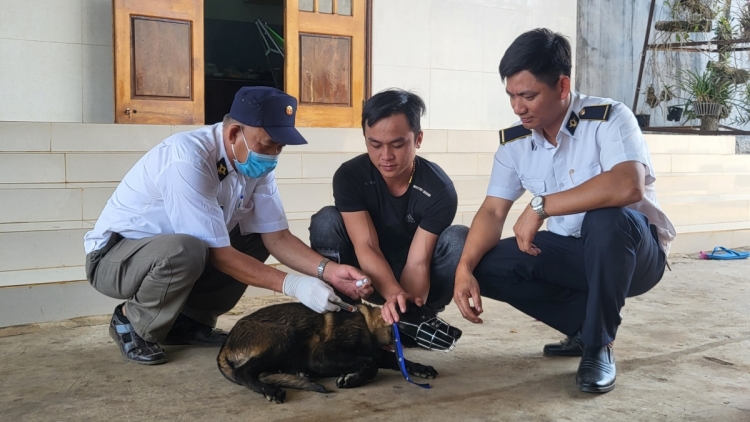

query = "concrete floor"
[1, 255, 749, 422]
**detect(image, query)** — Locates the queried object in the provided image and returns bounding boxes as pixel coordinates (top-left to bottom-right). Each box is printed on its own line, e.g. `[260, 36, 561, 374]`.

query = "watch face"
[531, 196, 542, 207]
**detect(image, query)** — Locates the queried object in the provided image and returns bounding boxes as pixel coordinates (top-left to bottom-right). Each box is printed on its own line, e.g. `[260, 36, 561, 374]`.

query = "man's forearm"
[209, 247, 286, 292]
[399, 263, 430, 302]
[354, 245, 402, 298]
[458, 201, 508, 272]
[261, 229, 323, 278]
[544, 163, 645, 217]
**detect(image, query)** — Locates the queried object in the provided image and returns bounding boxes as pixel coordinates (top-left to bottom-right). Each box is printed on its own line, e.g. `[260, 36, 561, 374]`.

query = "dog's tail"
[217, 346, 241, 385]
[260, 373, 330, 393]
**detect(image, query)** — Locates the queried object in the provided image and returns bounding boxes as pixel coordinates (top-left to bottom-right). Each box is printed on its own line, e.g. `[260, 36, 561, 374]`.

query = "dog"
[217, 301, 462, 403]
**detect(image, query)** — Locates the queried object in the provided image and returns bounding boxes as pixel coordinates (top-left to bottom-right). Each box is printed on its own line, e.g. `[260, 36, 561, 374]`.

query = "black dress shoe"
[162, 313, 228, 346]
[576, 343, 616, 393]
[109, 304, 168, 365]
[543, 331, 584, 357]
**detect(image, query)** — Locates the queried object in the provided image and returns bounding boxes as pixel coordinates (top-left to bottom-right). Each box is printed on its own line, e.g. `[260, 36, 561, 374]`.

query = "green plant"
[678, 68, 735, 130]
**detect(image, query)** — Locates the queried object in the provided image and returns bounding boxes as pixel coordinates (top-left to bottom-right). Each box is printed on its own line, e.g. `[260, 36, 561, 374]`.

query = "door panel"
[114, 0, 204, 124]
[299, 34, 351, 105]
[285, 0, 365, 127]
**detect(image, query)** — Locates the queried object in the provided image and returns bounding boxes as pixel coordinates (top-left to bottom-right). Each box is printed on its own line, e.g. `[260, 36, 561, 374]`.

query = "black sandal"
[109, 304, 168, 365]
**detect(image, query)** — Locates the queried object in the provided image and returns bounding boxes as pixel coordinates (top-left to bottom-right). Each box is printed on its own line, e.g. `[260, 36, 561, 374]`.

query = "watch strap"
[317, 258, 330, 281]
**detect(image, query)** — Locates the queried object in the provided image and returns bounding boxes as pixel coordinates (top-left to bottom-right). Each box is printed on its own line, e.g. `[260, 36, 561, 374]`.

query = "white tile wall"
[0, 188, 82, 224]
[82, 187, 115, 221]
[0, 153, 66, 183]
[301, 153, 360, 178]
[82, 45, 115, 124]
[277, 183, 332, 213]
[479, 5, 531, 74]
[429, 69, 484, 130]
[482, 72, 511, 130]
[0, 39, 83, 122]
[0, 0, 82, 44]
[65, 153, 143, 182]
[0, 122, 51, 152]
[0, 228, 87, 272]
[52, 124, 171, 152]
[429, 0, 483, 72]
[81, 0, 113, 46]
[276, 154, 303, 179]
[371, 0, 431, 69]
[420, 130, 448, 153]
[447, 130, 497, 153]
[372, 0, 577, 130]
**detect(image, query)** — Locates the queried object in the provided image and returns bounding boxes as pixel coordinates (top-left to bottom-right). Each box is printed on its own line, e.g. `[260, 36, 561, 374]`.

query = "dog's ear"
[397, 302, 437, 322]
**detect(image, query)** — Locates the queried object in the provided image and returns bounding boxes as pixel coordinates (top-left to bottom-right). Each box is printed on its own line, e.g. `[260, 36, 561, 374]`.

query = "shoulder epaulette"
[217, 158, 228, 181]
[499, 125, 531, 145]
[579, 104, 612, 121]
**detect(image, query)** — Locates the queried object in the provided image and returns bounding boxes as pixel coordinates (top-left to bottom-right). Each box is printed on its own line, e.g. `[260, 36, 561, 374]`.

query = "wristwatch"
[530, 196, 549, 219]
[317, 258, 330, 281]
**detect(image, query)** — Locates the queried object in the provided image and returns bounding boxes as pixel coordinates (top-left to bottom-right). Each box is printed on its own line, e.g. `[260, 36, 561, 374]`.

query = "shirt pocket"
[520, 178, 546, 196]
[572, 163, 602, 186]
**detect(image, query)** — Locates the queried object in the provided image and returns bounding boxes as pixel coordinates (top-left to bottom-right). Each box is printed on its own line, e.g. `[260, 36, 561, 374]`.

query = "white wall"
[371, 0, 578, 131]
[0, 0, 114, 123]
[0, 0, 576, 127]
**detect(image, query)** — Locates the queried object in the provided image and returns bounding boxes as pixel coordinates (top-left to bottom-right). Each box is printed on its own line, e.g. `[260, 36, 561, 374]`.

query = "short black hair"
[361, 89, 425, 137]
[499, 28, 572, 88]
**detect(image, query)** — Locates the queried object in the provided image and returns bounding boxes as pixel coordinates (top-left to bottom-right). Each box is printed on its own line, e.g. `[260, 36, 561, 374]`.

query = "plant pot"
[667, 106, 684, 122]
[635, 114, 650, 128]
[700, 116, 719, 131]
[655, 20, 712, 32]
[678, 0, 716, 20]
[693, 102, 721, 117]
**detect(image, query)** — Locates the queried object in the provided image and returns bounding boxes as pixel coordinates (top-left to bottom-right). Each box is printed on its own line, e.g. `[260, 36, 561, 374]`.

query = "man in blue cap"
[84, 87, 372, 365]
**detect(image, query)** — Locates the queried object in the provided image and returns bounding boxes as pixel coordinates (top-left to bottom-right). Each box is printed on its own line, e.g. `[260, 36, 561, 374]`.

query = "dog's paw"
[262, 387, 286, 404]
[407, 363, 438, 379]
[335, 373, 362, 389]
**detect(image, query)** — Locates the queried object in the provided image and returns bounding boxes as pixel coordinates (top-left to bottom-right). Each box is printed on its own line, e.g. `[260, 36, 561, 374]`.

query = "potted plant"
[679, 68, 734, 131]
[655, 0, 717, 34]
[741, 1, 750, 39]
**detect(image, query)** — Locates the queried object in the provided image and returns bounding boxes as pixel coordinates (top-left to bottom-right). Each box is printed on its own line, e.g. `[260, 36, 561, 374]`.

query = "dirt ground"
[1, 255, 749, 422]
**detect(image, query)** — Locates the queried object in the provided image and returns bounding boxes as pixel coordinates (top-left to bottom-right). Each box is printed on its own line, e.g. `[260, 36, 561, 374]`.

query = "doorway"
[204, 0, 284, 124]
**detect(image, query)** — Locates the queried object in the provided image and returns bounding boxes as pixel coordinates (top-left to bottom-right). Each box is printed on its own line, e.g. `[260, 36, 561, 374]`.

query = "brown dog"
[217, 302, 460, 403]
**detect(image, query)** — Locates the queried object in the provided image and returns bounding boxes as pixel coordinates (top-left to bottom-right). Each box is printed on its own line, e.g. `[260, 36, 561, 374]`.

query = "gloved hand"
[282, 274, 341, 313]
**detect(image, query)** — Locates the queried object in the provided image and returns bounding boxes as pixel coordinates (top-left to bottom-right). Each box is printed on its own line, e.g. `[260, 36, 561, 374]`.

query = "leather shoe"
[162, 313, 228, 346]
[109, 304, 168, 365]
[543, 331, 583, 357]
[576, 343, 616, 393]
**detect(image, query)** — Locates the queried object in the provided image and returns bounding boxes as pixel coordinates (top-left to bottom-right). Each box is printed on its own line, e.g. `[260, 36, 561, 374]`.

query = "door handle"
[125, 108, 137, 115]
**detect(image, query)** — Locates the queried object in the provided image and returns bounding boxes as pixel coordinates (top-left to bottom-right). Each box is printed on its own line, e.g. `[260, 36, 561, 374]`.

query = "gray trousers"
[309, 206, 468, 311]
[85, 226, 269, 343]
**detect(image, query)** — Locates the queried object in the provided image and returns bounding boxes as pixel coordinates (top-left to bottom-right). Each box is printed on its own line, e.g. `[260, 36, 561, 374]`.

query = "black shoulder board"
[500, 125, 532, 145]
[217, 157, 229, 181]
[579, 104, 612, 121]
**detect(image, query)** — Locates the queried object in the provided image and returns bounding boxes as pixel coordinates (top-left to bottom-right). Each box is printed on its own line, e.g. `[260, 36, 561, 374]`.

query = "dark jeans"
[474, 207, 666, 347]
[309, 206, 468, 311]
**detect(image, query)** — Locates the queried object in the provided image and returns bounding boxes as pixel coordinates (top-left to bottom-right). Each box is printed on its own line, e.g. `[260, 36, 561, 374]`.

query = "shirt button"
[559, 183, 564, 188]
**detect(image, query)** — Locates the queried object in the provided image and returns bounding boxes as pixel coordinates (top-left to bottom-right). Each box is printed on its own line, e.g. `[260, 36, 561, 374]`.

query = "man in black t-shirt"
[309, 89, 468, 324]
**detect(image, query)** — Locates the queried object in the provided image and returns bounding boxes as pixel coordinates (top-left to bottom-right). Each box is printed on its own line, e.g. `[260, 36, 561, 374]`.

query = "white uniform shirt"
[83, 123, 288, 254]
[488, 91, 676, 255]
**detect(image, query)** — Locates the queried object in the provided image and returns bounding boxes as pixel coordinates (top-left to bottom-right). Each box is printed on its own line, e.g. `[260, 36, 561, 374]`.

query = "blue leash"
[392, 323, 431, 389]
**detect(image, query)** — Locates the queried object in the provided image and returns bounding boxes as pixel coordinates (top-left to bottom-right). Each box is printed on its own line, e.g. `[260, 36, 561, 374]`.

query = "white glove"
[282, 274, 341, 313]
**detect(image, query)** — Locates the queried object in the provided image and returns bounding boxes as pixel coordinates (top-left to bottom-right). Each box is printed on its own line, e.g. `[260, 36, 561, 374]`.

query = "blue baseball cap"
[229, 87, 308, 145]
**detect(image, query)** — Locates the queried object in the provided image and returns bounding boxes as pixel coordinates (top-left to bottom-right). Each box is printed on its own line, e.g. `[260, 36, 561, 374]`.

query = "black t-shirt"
[333, 154, 458, 266]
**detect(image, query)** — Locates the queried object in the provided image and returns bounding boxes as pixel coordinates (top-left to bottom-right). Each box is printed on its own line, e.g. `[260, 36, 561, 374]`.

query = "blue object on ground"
[700, 246, 750, 260]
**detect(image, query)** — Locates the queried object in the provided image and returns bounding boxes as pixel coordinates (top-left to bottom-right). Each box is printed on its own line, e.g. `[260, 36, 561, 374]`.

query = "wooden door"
[285, 0, 366, 127]
[113, 0, 204, 124]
